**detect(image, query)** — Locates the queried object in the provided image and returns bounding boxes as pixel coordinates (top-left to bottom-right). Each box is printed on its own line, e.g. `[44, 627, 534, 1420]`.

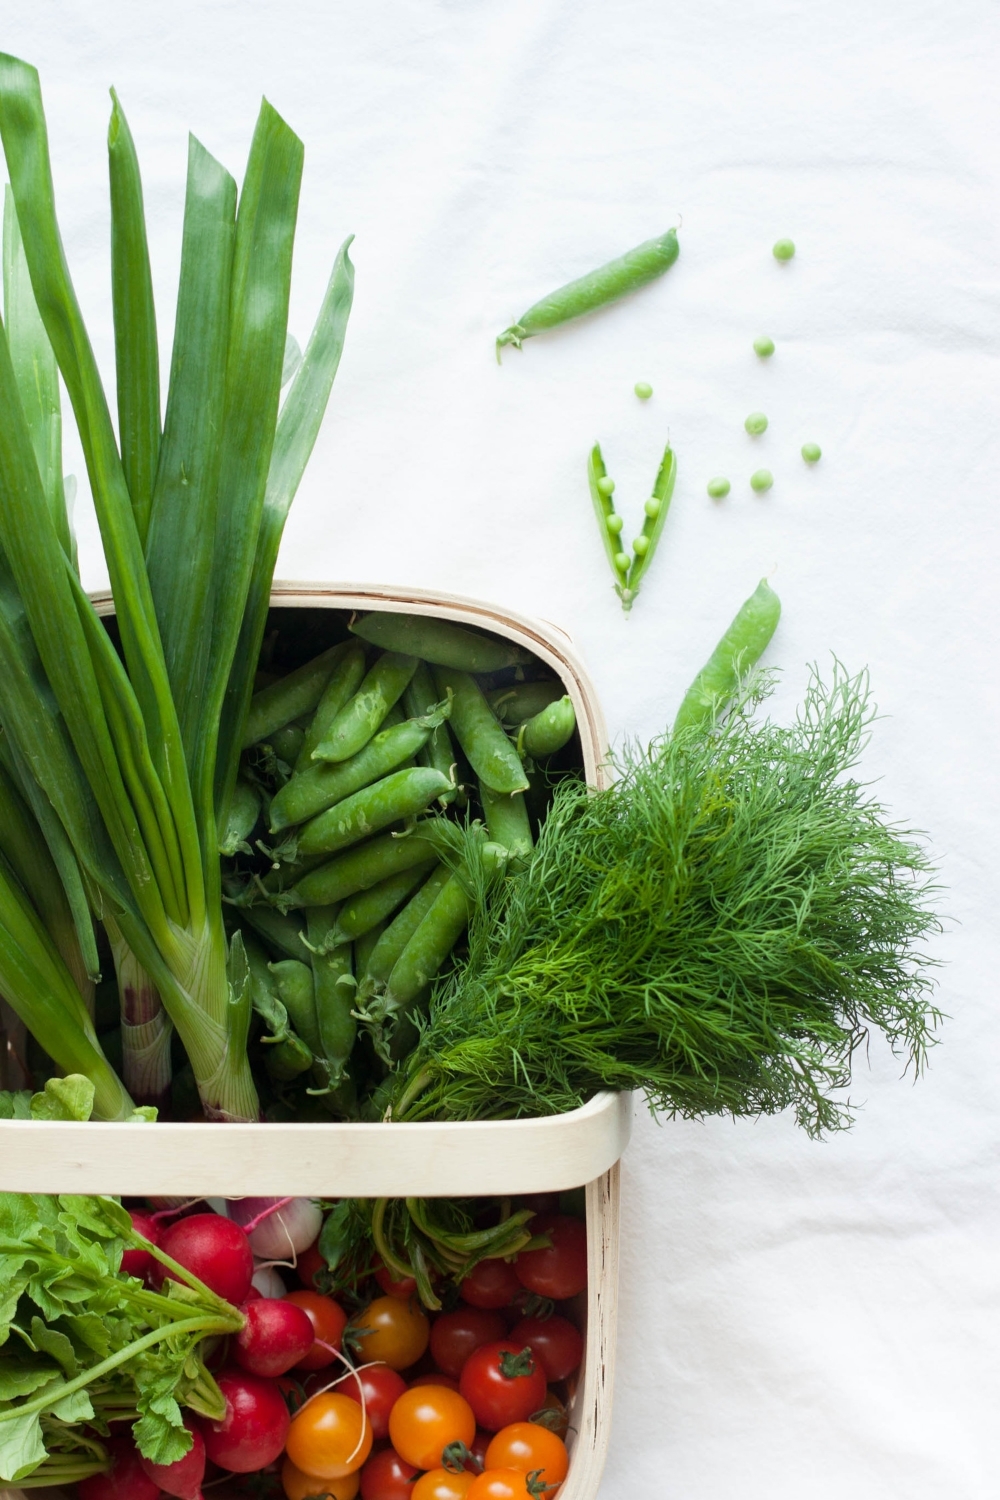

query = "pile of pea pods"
[220, 609, 580, 1122]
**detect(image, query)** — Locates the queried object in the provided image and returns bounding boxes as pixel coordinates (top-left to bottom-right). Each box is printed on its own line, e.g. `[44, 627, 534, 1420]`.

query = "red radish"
[197, 1368, 290, 1472]
[233, 1297, 315, 1377]
[78, 1438, 160, 1500]
[120, 1212, 161, 1281]
[138, 1421, 205, 1500]
[152, 1214, 254, 1305]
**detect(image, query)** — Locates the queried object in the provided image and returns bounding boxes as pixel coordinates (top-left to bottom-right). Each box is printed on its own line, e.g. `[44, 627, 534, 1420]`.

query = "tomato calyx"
[516, 1294, 554, 1321]
[527, 1406, 566, 1433]
[442, 1441, 483, 1475]
[525, 1468, 550, 1498]
[497, 1347, 537, 1380]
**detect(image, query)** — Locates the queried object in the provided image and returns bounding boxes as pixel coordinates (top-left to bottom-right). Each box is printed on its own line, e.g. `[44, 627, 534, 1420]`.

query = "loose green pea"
[644, 497, 661, 520]
[707, 477, 731, 499]
[745, 412, 768, 436]
[605, 513, 624, 535]
[772, 238, 795, 261]
[801, 442, 822, 463]
[632, 535, 650, 556]
[753, 336, 775, 358]
[750, 468, 774, 493]
[597, 475, 615, 497]
[634, 381, 653, 399]
[614, 551, 630, 573]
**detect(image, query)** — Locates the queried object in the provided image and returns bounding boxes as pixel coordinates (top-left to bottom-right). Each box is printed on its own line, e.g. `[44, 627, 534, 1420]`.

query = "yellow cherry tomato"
[281, 1458, 360, 1500]
[349, 1295, 429, 1370]
[412, 1469, 476, 1500]
[388, 1384, 476, 1470]
[484, 1422, 568, 1490]
[286, 1393, 373, 1479]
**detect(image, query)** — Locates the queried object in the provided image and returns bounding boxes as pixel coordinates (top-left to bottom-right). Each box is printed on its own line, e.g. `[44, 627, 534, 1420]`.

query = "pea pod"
[487, 679, 564, 725]
[240, 904, 311, 961]
[673, 579, 781, 735]
[625, 442, 677, 610]
[219, 778, 261, 856]
[519, 696, 576, 759]
[268, 723, 305, 767]
[286, 826, 448, 907]
[351, 611, 532, 672]
[433, 668, 528, 794]
[383, 844, 505, 1009]
[270, 702, 447, 833]
[243, 932, 313, 1081]
[295, 640, 367, 769]
[354, 921, 386, 984]
[268, 958, 320, 1054]
[479, 779, 533, 863]
[588, 443, 629, 594]
[242, 643, 347, 748]
[404, 664, 458, 802]
[297, 766, 453, 858]
[312, 651, 419, 762]
[329, 861, 436, 945]
[362, 864, 451, 991]
[307, 907, 356, 1086]
[496, 227, 679, 359]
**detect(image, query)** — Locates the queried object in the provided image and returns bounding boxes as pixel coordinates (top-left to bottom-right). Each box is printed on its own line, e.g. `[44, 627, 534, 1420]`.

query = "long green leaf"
[0, 53, 196, 886]
[189, 100, 302, 869]
[145, 135, 236, 773]
[108, 90, 160, 546]
[1, 185, 73, 563]
[216, 235, 354, 822]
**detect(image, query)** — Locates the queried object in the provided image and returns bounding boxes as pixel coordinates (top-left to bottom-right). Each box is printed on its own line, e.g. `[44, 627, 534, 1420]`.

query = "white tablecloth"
[4, 2, 996, 1493]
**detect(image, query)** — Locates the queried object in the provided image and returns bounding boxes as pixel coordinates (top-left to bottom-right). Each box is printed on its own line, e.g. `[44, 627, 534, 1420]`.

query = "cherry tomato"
[359, 1448, 419, 1500]
[409, 1371, 460, 1392]
[296, 1240, 327, 1290]
[458, 1343, 546, 1433]
[466, 1471, 536, 1500]
[285, 1291, 349, 1372]
[507, 1315, 582, 1382]
[374, 1261, 418, 1299]
[350, 1296, 429, 1371]
[469, 1429, 491, 1470]
[412, 1470, 475, 1500]
[286, 1393, 373, 1479]
[332, 1363, 407, 1441]
[530, 1390, 568, 1439]
[429, 1306, 507, 1378]
[484, 1423, 568, 1490]
[282, 1457, 360, 1500]
[514, 1215, 587, 1301]
[388, 1385, 476, 1470]
[459, 1259, 521, 1311]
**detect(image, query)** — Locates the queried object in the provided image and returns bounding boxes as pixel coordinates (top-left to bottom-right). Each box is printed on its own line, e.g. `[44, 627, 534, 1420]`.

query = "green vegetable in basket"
[391, 666, 941, 1136]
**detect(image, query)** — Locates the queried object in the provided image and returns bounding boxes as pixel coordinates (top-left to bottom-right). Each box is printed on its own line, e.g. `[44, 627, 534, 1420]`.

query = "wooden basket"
[0, 582, 627, 1500]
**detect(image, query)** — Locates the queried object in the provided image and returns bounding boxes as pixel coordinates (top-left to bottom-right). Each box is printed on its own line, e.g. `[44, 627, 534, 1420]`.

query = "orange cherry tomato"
[412, 1470, 476, 1500]
[285, 1393, 373, 1479]
[466, 1471, 537, 1500]
[388, 1384, 476, 1471]
[285, 1291, 349, 1372]
[282, 1457, 360, 1500]
[349, 1296, 429, 1371]
[484, 1423, 568, 1490]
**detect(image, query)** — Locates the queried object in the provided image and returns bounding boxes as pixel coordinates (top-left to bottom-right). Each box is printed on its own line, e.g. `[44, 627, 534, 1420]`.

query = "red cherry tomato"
[284, 1290, 349, 1371]
[459, 1259, 521, 1311]
[507, 1314, 582, 1381]
[469, 1429, 492, 1470]
[198, 1368, 290, 1472]
[296, 1239, 327, 1289]
[458, 1342, 547, 1432]
[332, 1362, 407, 1441]
[359, 1447, 419, 1500]
[375, 1261, 418, 1299]
[514, 1215, 587, 1301]
[429, 1305, 507, 1378]
[409, 1371, 460, 1392]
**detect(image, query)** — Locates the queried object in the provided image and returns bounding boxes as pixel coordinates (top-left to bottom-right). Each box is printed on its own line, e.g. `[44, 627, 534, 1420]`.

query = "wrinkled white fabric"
[3, 1, 996, 1493]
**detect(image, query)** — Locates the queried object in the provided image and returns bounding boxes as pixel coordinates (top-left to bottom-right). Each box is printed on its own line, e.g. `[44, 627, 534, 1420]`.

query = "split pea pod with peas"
[588, 440, 677, 613]
[496, 227, 680, 359]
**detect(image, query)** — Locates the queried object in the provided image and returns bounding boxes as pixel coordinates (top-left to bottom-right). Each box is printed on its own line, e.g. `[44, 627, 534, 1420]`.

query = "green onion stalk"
[0, 54, 354, 1120]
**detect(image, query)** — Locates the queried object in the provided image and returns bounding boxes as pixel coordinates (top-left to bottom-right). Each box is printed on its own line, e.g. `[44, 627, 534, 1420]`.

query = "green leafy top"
[0, 1193, 243, 1484]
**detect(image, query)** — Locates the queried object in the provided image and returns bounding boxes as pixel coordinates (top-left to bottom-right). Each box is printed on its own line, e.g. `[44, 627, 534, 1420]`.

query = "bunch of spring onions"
[0, 54, 353, 1121]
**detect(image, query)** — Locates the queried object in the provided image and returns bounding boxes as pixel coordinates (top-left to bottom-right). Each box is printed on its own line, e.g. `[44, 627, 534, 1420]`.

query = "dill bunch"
[390, 667, 942, 1137]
